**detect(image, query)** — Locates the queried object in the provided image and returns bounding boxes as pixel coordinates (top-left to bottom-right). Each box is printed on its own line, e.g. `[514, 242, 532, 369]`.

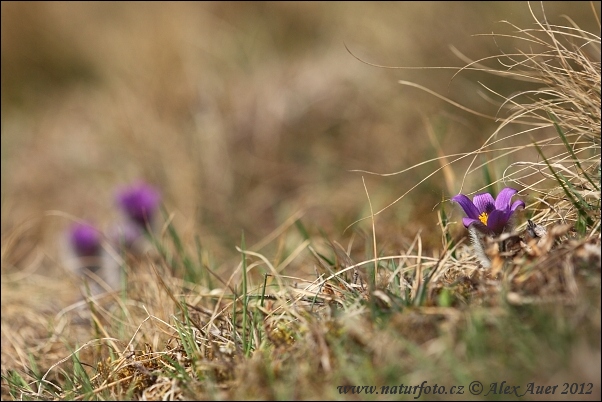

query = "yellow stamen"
[479, 212, 488, 225]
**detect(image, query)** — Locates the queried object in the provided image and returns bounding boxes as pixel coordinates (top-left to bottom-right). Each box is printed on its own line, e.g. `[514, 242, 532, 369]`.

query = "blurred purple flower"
[69, 222, 101, 257]
[452, 187, 525, 235]
[116, 182, 161, 229]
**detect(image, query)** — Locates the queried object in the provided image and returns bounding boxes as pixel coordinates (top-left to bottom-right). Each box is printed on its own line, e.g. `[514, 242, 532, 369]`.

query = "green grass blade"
[548, 110, 599, 191]
[240, 231, 250, 356]
[534, 142, 594, 231]
[482, 159, 496, 196]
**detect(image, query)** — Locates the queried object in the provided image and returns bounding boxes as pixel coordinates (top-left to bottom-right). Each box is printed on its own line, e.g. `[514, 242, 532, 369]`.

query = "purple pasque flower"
[452, 187, 525, 235]
[69, 222, 101, 257]
[116, 181, 161, 229]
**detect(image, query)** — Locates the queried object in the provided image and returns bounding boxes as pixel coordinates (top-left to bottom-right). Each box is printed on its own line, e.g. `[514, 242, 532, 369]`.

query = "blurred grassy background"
[1, 2, 599, 285]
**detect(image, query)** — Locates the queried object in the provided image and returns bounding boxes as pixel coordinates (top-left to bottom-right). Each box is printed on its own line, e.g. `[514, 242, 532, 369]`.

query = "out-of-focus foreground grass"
[1, 2, 600, 400]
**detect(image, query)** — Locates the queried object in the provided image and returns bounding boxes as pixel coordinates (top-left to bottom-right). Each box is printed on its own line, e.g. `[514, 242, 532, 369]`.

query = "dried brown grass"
[2, 2, 601, 401]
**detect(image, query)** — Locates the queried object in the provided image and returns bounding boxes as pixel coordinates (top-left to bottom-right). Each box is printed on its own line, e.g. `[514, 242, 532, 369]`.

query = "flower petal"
[486, 209, 511, 235]
[462, 217, 480, 228]
[452, 194, 481, 219]
[494, 187, 518, 209]
[464, 218, 491, 234]
[473, 193, 495, 214]
[116, 182, 161, 227]
[510, 199, 525, 212]
[70, 223, 101, 257]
